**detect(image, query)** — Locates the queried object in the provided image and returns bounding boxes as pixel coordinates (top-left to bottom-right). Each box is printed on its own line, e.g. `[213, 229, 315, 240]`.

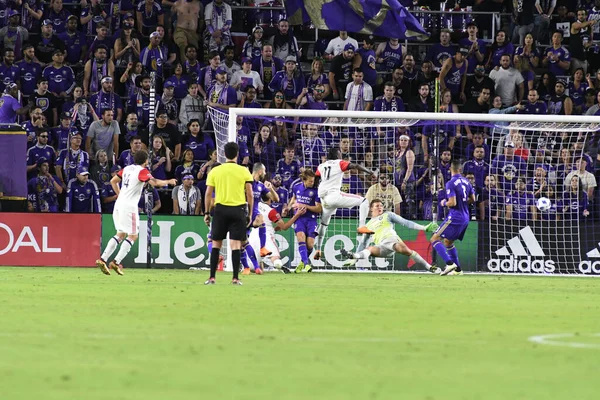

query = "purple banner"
[0, 129, 27, 199]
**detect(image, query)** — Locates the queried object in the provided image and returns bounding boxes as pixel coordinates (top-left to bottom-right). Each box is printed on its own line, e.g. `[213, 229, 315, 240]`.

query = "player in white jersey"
[252, 192, 306, 272]
[314, 147, 375, 260]
[96, 150, 177, 275]
[340, 199, 439, 273]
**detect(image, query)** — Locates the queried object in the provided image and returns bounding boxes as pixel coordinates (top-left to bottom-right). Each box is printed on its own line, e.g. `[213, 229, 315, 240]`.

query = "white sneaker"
[440, 263, 458, 276]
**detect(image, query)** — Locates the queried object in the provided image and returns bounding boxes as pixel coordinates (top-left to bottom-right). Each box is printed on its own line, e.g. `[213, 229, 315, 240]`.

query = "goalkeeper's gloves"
[424, 222, 439, 233]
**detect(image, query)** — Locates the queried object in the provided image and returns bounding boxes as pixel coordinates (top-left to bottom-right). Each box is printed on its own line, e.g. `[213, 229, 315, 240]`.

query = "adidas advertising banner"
[479, 220, 600, 275]
[576, 220, 600, 275]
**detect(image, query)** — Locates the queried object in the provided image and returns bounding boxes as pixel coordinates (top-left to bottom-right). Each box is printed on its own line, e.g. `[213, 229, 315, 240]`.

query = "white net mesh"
[210, 107, 600, 274]
[207, 106, 230, 164]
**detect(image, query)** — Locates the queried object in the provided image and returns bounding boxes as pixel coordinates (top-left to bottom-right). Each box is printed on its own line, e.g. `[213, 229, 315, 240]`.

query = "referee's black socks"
[231, 250, 241, 280]
[210, 248, 221, 279]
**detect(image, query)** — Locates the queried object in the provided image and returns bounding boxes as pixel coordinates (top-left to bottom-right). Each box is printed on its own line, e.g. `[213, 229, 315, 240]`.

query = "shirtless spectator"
[172, 0, 204, 61]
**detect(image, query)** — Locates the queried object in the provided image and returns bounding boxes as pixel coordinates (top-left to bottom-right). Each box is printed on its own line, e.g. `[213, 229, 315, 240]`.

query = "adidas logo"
[580, 242, 600, 274]
[488, 226, 556, 273]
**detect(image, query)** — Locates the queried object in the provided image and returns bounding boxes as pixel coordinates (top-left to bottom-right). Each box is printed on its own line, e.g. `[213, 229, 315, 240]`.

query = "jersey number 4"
[123, 175, 130, 188]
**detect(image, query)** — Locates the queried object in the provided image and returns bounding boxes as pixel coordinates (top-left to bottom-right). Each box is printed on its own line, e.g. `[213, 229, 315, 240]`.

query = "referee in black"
[204, 142, 254, 285]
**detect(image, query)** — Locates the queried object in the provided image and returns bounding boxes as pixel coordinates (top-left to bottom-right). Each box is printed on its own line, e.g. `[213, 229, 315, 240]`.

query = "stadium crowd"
[0, 0, 598, 222]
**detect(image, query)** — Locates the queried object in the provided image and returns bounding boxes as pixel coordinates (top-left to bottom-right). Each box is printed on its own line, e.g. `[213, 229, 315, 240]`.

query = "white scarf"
[177, 185, 199, 215]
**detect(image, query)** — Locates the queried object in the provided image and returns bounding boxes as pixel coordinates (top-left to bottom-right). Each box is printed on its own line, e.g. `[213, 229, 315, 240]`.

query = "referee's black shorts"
[211, 204, 248, 241]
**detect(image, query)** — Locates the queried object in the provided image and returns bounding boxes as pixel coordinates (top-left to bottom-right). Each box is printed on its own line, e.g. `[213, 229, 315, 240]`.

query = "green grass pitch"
[1, 267, 599, 400]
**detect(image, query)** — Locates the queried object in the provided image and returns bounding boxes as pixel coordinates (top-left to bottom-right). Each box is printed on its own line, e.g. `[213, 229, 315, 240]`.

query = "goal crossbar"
[225, 108, 600, 142]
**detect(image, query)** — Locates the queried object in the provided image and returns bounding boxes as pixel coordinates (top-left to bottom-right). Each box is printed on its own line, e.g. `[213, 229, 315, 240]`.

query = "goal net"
[210, 106, 600, 275]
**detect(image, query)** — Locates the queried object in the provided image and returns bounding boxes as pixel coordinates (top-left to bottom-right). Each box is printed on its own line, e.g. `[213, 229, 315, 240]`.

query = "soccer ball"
[536, 197, 551, 212]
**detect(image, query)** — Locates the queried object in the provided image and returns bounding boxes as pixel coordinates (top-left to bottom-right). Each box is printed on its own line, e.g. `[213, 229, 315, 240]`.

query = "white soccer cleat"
[343, 258, 358, 267]
[440, 263, 458, 276]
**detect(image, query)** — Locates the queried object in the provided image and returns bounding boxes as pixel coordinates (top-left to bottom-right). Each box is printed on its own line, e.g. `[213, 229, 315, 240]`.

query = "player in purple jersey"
[0, 83, 30, 123]
[289, 169, 322, 273]
[430, 160, 476, 276]
[248, 163, 279, 260]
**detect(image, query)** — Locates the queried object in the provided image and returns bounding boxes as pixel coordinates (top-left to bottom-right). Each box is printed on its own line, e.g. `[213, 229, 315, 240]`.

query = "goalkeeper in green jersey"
[341, 199, 440, 273]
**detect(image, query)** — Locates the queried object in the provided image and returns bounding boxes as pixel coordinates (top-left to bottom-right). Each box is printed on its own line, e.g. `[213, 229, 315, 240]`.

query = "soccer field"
[1, 268, 599, 400]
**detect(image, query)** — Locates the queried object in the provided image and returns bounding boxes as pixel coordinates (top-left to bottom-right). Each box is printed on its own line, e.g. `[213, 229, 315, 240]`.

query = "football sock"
[210, 247, 220, 279]
[446, 245, 460, 266]
[410, 251, 431, 270]
[353, 249, 371, 259]
[101, 236, 121, 261]
[231, 250, 241, 280]
[259, 224, 266, 248]
[114, 238, 133, 264]
[244, 243, 260, 270]
[298, 242, 309, 264]
[240, 248, 250, 269]
[316, 223, 329, 250]
[432, 241, 453, 265]
[358, 198, 368, 226]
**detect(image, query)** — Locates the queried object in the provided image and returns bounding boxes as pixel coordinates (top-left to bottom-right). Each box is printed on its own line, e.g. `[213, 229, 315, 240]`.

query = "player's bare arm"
[348, 162, 375, 178]
[275, 207, 306, 231]
[149, 177, 177, 188]
[110, 174, 121, 196]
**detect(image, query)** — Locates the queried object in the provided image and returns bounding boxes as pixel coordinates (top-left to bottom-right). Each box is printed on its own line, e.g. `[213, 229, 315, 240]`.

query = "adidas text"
[487, 256, 556, 273]
[578, 260, 600, 274]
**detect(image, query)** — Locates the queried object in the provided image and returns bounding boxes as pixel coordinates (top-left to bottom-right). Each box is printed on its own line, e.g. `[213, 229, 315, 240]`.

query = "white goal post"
[208, 106, 600, 275]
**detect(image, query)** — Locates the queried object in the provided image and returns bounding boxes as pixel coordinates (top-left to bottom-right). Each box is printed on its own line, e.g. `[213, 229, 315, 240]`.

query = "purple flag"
[0, 128, 27, 199]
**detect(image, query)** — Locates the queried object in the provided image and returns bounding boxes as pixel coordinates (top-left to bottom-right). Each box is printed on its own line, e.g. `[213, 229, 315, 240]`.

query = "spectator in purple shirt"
[26, 129, 56, 180]
[253, 123, 280, 173]
[542, 30, 572, 77]
[80, 0, 109, 38]
[491, 140, 528, 191]
[44, 0, 71, 34]
[425, 29, 457, 71]
[0, 48, 20, 93]
[118, 135, 144, 168]
[66, 166, 101, 213]
[460, 22, 488, 74]
[268, 55, 305, 102]
[505, 178, 537, 220]
[562, 176, 590, 219]
[486, 30, 515, 70]
[181, 119, 214, 162]
[16, 45, 42, 97]
[518, 89, 548, 114]
[174, 148, 201, 183]
[0, 83, 30, 123]
[462, 146, 490, 189]
[27, 157, 63, 213]
[50, 112, 78, 152]
[275, 145, 301, 189]
[59, 15, 88, 66]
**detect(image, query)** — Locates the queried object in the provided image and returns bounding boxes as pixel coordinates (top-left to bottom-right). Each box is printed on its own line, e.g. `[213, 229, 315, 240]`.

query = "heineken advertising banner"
[101, 215, 479, 271]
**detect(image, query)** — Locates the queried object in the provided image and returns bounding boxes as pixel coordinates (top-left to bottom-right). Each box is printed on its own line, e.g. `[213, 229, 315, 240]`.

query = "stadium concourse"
[1, 0, 599, 269]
